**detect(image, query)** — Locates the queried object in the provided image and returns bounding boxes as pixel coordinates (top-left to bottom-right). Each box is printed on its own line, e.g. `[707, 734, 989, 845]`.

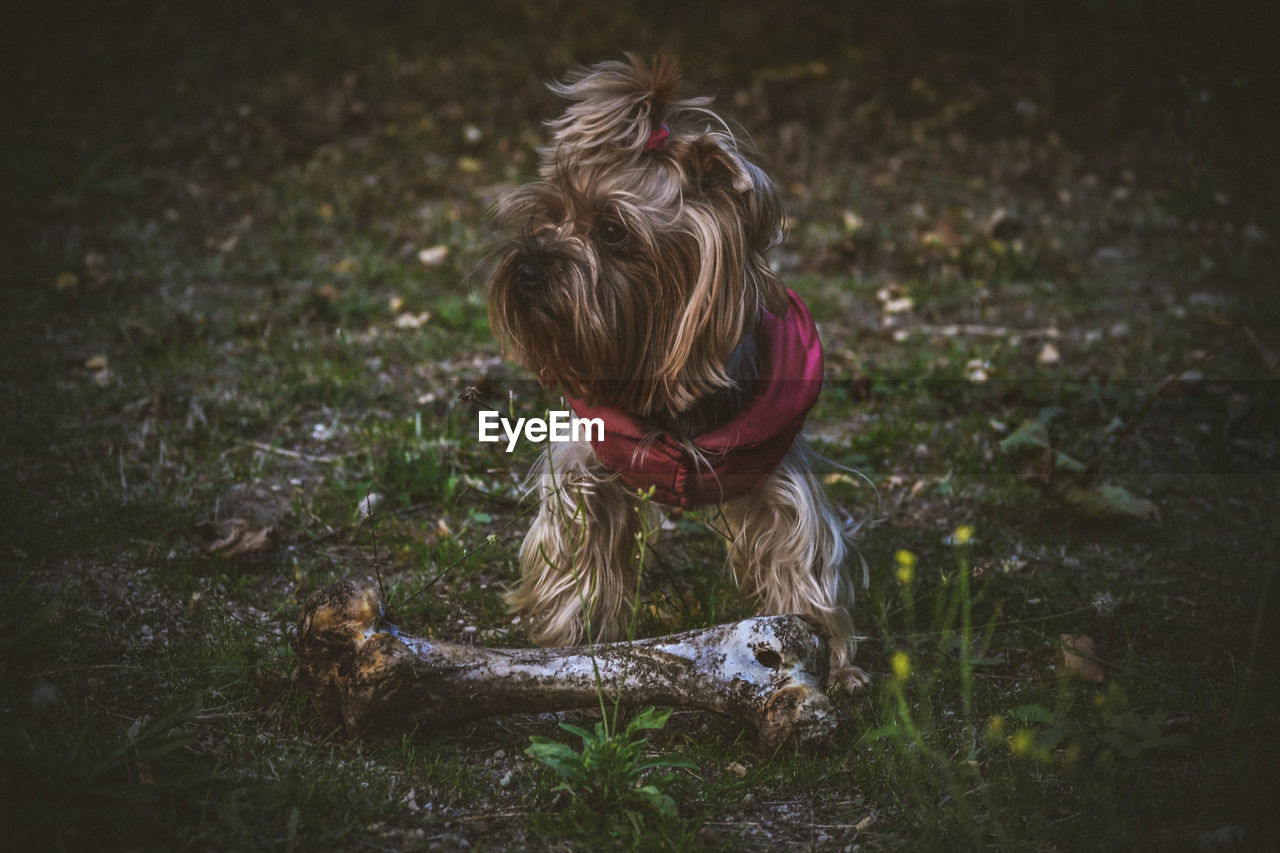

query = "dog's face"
[490, 56, 787, 421]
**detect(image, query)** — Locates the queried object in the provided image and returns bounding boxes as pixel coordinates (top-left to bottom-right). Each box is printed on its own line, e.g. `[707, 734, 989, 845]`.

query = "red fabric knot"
[644, 124, 671, 152]
[566, 289, 825, 509]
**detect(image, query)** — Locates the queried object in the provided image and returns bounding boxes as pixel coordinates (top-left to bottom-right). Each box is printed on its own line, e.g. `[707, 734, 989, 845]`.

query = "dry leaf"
[965, 358, 990, 383]
[998, 420, 1160, 521]
[394, 311, 432, 329]
[84, 354, 112, 387]
[84, 251, 107, 278]
[194, 519, 275, 556]
[417, 245, 449, 266]
[876, 285, 914, 314]
[922, 219, 960, 249]
[1059, 634, 1105, 683]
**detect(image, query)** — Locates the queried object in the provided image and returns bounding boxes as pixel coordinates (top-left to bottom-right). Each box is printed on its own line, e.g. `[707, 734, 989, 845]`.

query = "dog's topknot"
[544, 54, 710, 160]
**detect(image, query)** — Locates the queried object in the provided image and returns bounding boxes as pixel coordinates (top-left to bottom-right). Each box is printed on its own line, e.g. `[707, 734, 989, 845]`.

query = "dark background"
[4, 0, 1277, 247]
[1, 3, 1276, 849]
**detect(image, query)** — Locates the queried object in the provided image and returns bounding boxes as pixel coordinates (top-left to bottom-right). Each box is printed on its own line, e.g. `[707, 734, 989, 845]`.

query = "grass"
[3, 1, 1278, 849]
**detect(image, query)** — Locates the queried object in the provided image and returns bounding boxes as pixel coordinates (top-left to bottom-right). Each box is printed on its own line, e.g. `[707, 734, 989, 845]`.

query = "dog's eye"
[598, 219, 627, 246]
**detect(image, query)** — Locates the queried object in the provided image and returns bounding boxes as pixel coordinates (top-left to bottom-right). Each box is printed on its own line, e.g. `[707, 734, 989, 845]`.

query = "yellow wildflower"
[985, 715, 1006, 742]
[890, 651, 911, 681]
[894, 549, 916, 584]
[1009, 729, 1035, 758]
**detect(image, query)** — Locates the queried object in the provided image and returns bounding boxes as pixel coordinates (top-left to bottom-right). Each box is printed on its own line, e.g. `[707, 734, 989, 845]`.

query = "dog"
[489, 55, 865, 687]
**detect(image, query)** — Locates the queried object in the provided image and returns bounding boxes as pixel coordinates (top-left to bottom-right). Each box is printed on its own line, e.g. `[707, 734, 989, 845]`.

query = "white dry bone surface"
[293, 579, 837, 749]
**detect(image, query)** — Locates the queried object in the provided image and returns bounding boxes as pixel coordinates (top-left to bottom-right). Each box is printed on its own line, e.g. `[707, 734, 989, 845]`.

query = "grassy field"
[3, 2, 1277, 849]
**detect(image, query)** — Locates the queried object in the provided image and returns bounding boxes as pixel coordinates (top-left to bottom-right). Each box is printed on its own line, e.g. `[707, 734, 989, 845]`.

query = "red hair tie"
[644, 124, 670, 152]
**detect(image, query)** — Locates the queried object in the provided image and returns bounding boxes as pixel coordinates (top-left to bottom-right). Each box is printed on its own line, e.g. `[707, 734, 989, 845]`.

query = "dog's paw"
[830, 666, 871, 693]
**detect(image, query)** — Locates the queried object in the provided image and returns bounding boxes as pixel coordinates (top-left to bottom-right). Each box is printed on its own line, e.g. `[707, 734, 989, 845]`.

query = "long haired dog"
[490, 55, 865, 686]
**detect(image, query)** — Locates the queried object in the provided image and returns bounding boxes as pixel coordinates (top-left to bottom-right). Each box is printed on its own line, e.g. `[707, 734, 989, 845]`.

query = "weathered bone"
[293, 579, 837, 749]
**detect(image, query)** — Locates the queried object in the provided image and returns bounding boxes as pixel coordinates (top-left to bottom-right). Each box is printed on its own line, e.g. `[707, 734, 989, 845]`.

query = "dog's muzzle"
[515, 257, 547, 291]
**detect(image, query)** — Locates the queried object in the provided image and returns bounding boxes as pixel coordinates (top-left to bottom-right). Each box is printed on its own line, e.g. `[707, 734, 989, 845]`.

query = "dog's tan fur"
[489, 55, 865, 684]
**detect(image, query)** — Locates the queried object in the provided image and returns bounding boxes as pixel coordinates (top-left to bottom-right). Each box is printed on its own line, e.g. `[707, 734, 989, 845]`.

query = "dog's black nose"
[515, 259, 546, 289]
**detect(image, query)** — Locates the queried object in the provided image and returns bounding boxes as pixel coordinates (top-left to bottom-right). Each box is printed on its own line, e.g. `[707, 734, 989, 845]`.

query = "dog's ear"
[681, 137, 754, 196]
[679, 139, 782, 247]
[678, 138, 787, 310]
[665, 136, 789, 323]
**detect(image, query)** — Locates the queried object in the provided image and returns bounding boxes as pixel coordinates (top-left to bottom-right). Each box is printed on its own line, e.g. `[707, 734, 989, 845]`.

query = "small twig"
[245, 440, 337, 464]
[866, 604, 1099, 643]
[1082, 345, 1220, 480]
[294, 486, 527, 554]
[462, 483, 523, 509]
[455, 812, 532, 822]
[1241, 324, 1279, 371]
[295, 524, 350, 550]
[365, 487, 387, 601]
[912, 323, 1060, 339]
[391, 500, 536, 609]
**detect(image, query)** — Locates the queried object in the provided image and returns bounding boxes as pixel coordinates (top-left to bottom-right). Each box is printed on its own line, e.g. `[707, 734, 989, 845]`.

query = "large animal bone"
[293, 579, 837, 749]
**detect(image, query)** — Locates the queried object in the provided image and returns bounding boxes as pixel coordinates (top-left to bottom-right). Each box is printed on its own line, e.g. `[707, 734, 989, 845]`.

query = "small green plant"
[526, 706, 696, 822]
[869, 526, 982, 746]
[524, 483, 695, 827]
[857, 526, 1007, 841]
[373, 413, 461, 508]
[2, 691, 207, 849]
[998, 682, 1190, 768]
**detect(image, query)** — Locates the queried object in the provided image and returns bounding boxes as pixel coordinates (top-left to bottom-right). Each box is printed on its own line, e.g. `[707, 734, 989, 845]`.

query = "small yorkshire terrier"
[490, 55, 864, 685]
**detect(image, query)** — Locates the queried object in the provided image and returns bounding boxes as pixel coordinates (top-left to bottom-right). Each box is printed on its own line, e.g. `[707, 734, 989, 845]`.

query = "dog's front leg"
[720, 440, 868, 689]
[505, 441, 648, 647]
